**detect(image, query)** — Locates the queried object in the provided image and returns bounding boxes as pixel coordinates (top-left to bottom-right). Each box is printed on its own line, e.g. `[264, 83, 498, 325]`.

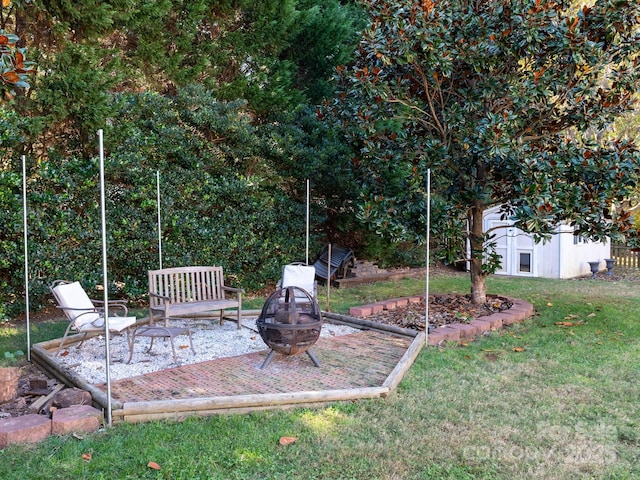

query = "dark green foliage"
[33, 43, 121, 151]
[0, 86, 358, 316]
[2, 0, 364, 158]
[0, 0, 374, 316]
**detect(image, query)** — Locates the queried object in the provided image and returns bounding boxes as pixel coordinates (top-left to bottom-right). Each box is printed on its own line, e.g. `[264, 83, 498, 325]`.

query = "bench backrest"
[148, 266, 227, 308]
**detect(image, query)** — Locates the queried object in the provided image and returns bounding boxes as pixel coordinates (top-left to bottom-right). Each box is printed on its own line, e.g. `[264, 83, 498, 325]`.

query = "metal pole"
[22, 155, 31, 361]
[156, 170, 163, 270]
[425, 169, 431, 346]
[306, 179, 310, 265]
[326, 244, 331, 312]
[98, 129, 112, 426]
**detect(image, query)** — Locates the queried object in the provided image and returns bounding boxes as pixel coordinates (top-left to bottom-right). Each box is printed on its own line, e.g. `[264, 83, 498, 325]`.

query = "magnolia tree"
[0, 30, 33, 100]
[330, 0, 640, 303]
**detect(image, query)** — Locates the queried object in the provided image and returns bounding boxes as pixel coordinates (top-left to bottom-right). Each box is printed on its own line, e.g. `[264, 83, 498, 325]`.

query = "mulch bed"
[365, 294, 513, 331]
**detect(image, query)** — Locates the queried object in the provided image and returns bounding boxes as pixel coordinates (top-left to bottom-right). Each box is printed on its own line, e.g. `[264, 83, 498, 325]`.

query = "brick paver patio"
[100, 330, 413, 403]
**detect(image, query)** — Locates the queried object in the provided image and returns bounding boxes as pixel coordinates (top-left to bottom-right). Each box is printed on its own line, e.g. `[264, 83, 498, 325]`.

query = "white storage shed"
[483, 205, 611, 279]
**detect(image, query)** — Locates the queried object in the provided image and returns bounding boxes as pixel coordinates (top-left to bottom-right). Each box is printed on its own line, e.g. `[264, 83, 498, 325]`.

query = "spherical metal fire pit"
[256, 286, 322, 369]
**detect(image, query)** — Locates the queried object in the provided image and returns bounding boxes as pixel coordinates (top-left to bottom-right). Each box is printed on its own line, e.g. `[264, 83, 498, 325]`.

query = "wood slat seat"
[148, 266, 244, 328]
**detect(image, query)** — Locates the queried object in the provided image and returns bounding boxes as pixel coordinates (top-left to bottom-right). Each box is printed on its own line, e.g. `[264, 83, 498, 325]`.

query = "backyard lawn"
[0, 270, 638, 479]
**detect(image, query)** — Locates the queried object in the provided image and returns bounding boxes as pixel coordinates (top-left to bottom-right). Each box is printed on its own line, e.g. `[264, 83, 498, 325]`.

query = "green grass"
[1, 272, 639, 479]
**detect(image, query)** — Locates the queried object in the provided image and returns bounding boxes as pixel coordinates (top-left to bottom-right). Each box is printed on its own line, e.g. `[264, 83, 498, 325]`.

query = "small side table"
[128, 324, 195, 364]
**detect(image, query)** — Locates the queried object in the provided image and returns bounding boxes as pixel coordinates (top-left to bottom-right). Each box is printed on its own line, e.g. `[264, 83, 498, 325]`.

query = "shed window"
[519, 253, 531, 273]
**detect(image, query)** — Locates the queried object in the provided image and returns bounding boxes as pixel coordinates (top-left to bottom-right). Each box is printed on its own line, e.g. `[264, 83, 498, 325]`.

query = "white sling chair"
[277, 263, 317, 304]
[50, 280, 136, 356]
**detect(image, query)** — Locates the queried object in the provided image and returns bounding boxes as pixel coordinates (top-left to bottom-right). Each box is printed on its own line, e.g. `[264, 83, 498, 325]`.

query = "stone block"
[394, 298, 409, 307]
[349, 305, 372, 317]
[427, 330, 447, 346]
[52, 388, 92, 409]
[0, 414, 51, 449]
[448, 322, 480, 339]
[52, 405, 103, 435]
[29, 377, 50, 390]
[483, 312, 510, 327]
[381, 300, 397, 311]
[470, 319, 493, 333]
[0, 367, 20, 404]
[369, 303, 385, 314]
[434, 325, 461, 342]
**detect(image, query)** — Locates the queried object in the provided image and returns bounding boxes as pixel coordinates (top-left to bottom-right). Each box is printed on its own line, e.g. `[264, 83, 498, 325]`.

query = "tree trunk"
[468, 203, 487, 304]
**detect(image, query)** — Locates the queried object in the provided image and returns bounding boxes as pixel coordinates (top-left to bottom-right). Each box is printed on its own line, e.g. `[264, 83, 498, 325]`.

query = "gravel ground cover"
[56, 317, 359, 384]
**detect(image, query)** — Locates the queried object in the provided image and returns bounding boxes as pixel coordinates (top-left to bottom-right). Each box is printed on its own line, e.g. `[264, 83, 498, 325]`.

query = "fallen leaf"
[279, 436, 298, 445]
[179, 345, 189, 349]
[512, 347, 525, 352]
[148, 461, 161, 470]
[82, 453, 92, 462]
[555, 321, 582, 327]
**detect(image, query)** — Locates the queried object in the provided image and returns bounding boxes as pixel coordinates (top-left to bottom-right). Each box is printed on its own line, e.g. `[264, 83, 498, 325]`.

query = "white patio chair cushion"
[52, 281, 101, 329]
[89, 316, 137, 332]
[281, 264, 316, 299]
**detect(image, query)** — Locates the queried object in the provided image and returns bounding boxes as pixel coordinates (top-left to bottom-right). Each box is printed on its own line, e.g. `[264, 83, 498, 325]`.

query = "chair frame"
[50, 279, 135, 356]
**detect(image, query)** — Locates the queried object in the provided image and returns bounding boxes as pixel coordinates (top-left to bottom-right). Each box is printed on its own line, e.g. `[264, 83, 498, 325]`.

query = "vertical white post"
[156, 170, 163, 270]
[326, 244, 331, 312]
[306, 179, 310, 265]
[98, 129, 112, 426]
[425, 169, 431, 346]
[22, 155, 31, 362]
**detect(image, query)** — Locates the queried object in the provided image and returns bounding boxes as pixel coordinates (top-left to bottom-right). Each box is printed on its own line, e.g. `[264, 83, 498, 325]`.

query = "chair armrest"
[93, 299, 128, 316]
[55, 305, 99, 313]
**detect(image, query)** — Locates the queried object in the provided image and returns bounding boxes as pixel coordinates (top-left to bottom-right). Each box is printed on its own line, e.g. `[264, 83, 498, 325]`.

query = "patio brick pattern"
[100, 331, 413, 404]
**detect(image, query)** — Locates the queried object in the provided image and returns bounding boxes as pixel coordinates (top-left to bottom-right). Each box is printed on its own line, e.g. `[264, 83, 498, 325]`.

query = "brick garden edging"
[349, 295, 534, 346]
[0, 404, 103, 449]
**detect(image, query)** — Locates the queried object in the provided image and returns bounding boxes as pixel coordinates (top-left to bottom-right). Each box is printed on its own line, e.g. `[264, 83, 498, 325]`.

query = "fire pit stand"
[256, 286, 323, 369]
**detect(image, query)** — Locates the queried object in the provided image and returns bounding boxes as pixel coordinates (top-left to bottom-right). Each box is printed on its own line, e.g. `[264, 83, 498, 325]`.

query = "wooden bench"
[148, 266, 244, 328]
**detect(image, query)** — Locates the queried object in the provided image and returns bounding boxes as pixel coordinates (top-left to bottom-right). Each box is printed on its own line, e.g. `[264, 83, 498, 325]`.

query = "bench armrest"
[149, 291, 171, 302]
[222, 286, 245, 294]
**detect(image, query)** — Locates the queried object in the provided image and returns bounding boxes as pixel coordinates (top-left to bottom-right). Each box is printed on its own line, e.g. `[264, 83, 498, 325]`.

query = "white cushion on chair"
[281, 264, 316, 298]
[52, 281, 100, 328]
[97, 317, 137, 332]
